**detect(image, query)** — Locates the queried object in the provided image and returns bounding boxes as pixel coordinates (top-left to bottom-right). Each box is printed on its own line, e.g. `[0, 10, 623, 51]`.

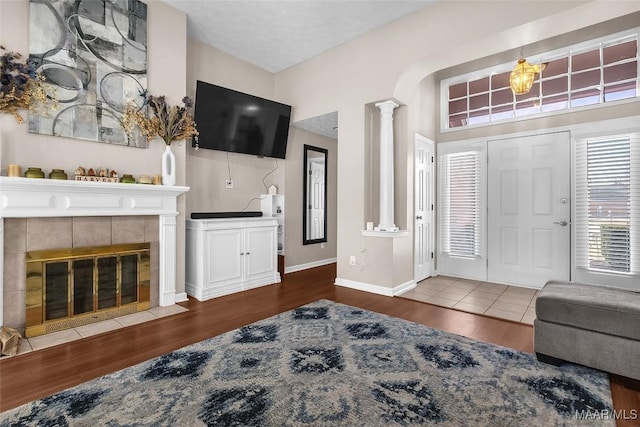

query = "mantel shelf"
[0, 176, 189, 218]
[0, 176, 188, 196]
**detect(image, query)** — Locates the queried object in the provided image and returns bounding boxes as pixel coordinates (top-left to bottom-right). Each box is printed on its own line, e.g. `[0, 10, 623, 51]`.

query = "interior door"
[487, 132, 571, 288]
[415, 134, 435, 282]
[309, 160, 325, 240]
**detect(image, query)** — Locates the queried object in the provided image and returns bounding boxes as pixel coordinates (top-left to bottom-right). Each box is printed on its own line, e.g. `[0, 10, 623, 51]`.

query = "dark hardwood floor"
[1, 264, 638, 426]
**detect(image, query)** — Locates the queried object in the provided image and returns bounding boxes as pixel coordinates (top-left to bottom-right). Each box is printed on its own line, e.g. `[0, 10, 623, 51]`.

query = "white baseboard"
[393, 280, 416, 295]
[334, 278, 416, 297]
[174, 292, 188, 303]
[285, 257, 337, 274]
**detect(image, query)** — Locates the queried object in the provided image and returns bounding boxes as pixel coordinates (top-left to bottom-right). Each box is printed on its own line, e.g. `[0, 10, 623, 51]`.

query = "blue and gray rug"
[0, 300, 614, 426]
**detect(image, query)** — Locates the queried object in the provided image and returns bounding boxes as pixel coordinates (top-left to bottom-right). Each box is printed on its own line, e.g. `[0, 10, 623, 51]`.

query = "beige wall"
[410, 75, 437, 140]
[187, 39, 275, 102]
[0, 0, 189, 295]
[335, 104, 367, 282]
[284, 128, 337, 269]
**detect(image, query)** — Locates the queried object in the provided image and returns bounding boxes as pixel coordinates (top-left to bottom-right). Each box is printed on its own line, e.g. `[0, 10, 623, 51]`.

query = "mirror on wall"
[303, 145, 328, 245]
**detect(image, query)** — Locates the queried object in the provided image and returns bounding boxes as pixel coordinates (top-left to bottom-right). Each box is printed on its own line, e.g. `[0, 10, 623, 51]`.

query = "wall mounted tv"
[192, 80, 292, 159]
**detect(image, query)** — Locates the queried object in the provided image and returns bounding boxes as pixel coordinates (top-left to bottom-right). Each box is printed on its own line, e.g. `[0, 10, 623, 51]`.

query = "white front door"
[487, 132, 571, 288]
[415, 134, 435, 282]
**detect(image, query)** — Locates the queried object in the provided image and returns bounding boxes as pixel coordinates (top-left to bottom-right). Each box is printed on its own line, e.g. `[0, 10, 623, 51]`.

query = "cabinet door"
[244, 226, 276, 281]
[206, 229, 243, 293]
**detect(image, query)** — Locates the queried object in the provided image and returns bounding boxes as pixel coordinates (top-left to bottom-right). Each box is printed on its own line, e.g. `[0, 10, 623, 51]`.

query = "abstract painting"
[28, 0, 148, 147]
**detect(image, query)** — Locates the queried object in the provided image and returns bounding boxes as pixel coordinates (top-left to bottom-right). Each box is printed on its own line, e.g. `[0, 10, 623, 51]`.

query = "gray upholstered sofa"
[534, 280, 640, 381]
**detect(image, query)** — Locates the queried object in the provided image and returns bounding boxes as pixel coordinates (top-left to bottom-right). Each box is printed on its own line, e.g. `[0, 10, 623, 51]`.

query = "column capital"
[375, 100, 399, 112]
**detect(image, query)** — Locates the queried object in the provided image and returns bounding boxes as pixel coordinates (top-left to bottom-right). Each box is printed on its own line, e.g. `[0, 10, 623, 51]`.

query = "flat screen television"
[192, 80, 292, 159]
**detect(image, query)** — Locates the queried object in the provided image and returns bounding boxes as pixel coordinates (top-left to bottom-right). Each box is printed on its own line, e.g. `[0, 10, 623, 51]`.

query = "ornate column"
[375, 100, 399, 232]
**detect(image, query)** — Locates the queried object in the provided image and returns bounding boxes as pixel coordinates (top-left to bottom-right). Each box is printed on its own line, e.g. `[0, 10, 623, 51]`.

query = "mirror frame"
[303, 144, 328, 245]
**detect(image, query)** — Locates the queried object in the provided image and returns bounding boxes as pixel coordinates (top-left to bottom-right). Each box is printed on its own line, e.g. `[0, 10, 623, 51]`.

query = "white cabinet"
[260, 194, 284, 255]
[185, 217, 281, 301]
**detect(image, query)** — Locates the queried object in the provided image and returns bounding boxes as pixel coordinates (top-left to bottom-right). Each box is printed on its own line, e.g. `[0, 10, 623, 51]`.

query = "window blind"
[438, 151, 482, 258]
[575, 134, 639, 275]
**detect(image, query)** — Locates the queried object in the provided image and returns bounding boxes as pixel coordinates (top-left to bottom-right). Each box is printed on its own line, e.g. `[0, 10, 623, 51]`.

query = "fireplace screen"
[26, 243, 150, 337]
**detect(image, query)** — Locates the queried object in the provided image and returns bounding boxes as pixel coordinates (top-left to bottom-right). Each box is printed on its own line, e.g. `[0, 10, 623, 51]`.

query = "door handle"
[553, 221, 569, 226]
[416, 216, 423, 220]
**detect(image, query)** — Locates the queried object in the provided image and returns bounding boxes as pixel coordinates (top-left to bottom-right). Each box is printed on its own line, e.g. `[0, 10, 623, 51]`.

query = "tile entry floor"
[10, 305, 189, 357]
[400, 275, 538, 325]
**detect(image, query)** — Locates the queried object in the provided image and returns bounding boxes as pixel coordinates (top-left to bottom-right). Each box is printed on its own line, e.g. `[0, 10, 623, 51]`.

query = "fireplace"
[0, 177, 189, 334]
[3, 216, 159, 337]
[25, 243, 151, 337]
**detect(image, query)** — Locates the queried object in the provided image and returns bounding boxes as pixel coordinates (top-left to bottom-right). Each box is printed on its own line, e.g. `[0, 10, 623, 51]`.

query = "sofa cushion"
[536, 280, 640, 341]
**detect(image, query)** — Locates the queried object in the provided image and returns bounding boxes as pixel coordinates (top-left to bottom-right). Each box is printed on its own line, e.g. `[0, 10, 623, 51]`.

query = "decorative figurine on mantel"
[74, 166, 118, 183]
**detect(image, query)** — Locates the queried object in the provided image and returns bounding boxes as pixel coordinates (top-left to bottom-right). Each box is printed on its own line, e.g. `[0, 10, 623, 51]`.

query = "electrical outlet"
[225, 179, 233, 189]
[321, 243, 325, 249]
[349, 255, 356, 266]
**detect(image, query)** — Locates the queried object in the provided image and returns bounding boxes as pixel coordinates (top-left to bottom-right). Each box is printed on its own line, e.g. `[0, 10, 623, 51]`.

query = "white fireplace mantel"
[0, 177, 189, 327]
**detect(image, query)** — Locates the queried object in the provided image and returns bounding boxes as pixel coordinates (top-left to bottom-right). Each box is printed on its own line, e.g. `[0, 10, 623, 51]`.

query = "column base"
[374, 225, 399, 232]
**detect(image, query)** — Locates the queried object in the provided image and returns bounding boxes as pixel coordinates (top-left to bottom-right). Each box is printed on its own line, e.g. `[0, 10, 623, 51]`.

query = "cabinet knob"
[240, 252, 245, 255]
[246, 252, 250, 255]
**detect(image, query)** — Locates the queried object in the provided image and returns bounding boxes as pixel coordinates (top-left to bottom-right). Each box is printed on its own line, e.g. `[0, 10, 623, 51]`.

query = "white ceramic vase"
[162, 144, 176, 186]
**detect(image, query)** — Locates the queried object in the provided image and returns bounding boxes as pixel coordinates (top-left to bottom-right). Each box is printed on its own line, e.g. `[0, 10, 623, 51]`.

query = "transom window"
[442, 30, 639, 130]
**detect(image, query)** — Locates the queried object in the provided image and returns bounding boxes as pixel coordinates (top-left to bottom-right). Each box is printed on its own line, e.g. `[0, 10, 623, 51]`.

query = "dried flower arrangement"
[0, 45, 56, 123]
[122, 95, 198, 146]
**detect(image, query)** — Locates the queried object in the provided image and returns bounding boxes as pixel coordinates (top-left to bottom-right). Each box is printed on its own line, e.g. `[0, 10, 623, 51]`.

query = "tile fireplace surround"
[0, 177, 189, 331]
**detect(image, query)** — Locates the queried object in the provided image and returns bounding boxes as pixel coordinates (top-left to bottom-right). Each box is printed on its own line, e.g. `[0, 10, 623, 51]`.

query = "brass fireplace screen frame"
[26, 243, 150, 338]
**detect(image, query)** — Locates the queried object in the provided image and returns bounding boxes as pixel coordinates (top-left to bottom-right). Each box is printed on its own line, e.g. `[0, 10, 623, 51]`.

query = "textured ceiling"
[292, 111, 338, 139]
[164, 0, 434, 73]
[163, 0, 435, 139]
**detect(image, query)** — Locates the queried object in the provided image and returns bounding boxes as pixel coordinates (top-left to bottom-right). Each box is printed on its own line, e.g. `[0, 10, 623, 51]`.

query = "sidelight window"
[575, 134, 639, 275]
[438, 151, 483, 258]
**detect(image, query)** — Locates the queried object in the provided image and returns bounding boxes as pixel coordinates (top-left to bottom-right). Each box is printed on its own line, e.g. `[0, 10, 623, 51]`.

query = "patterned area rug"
[0, 300, 614, 426]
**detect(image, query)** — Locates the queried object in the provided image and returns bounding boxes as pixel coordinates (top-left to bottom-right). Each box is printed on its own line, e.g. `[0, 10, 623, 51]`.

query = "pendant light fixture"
[509, 58, 546, 95]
